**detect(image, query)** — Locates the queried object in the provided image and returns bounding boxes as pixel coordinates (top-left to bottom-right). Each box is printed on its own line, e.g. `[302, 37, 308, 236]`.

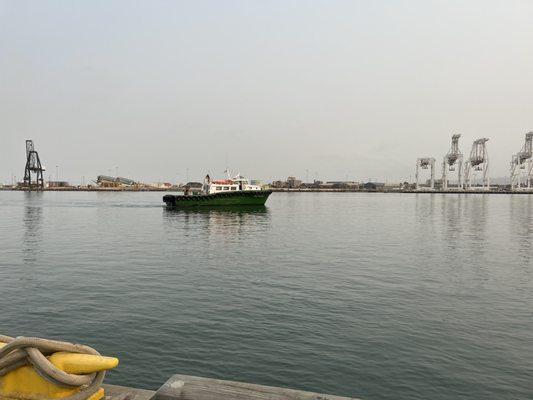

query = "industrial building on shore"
[270, 176, 391, 191]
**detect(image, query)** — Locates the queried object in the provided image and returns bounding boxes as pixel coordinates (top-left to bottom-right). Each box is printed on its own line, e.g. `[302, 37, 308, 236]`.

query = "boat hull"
[163, 190, 272, 208]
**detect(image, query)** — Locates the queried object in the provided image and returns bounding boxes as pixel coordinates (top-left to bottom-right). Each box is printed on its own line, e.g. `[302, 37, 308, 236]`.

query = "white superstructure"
[203, 172, 262, 194]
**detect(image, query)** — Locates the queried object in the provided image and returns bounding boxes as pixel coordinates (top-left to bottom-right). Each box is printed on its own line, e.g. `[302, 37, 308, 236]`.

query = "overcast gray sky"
[1, 0, 532, 184]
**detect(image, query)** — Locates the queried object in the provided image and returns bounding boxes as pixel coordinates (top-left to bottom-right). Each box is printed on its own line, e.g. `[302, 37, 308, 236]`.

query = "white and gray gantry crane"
[510, 132, 533, 190]
[464, 138, 489, 190]
[442, 134, 463, 190]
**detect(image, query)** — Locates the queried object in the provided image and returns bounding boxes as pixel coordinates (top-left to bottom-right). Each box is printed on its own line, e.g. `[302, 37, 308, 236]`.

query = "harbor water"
[0, 191, 531, 399]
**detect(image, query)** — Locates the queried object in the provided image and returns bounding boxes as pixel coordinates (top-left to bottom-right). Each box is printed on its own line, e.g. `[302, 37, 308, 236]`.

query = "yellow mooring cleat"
[0, 338, 119, 400]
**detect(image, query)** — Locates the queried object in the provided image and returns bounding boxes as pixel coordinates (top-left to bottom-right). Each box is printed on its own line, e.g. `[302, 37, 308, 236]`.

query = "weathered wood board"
[153, 375, 359, 400]
[103, 384, 155, 400]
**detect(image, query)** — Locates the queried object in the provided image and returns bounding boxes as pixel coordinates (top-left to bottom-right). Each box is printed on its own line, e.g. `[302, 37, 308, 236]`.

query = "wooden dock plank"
[153, 375, 359, 400]
[103, 384, 155, 400]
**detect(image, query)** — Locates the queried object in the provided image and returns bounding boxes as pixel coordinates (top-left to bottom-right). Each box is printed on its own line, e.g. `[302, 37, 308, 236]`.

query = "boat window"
[231, 187, 237, 190]
[216, 187, 222, 191]
[223, 186, 230, 190]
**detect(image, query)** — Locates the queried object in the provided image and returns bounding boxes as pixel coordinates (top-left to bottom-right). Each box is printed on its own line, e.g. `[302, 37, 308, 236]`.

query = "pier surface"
[103, 375, 358, 400]
[103, 384, 155, 400]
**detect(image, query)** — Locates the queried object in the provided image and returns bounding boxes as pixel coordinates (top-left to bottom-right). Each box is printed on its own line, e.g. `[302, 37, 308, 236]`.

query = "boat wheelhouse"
[204, 174, 262, 194]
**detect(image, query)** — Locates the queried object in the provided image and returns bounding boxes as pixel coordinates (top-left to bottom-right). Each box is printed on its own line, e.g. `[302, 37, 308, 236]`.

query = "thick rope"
[0, 335, 106, 400]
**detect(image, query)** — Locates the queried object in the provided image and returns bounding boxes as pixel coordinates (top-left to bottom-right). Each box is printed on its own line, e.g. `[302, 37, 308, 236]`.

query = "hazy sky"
[1, 0, 532, 184]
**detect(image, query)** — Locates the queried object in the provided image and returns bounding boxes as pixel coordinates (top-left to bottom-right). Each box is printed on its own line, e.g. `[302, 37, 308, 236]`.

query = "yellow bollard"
[0, 341, 119, 400]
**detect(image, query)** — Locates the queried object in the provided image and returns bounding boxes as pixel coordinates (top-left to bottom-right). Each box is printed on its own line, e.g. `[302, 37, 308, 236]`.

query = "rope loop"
[0, 335, 105, 400]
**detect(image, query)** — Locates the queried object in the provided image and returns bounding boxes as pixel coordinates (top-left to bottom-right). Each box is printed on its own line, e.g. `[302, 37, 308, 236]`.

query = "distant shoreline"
[1, 187, 532, 194]
[271, 188, 533, 194]
[0, 187, 172, 192]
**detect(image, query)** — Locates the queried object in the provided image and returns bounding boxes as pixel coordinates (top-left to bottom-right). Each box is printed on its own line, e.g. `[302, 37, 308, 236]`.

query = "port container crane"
[442, 134, 463, 190]
[415, 157, 435, 190]
[510, 132, 533, 190]
[23, 140, 45, 190]
[464, 138, 489, 190]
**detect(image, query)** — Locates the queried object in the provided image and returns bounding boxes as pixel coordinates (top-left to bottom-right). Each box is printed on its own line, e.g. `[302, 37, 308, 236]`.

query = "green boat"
[163, 173, 272, 208]
[163, 189, 272, 208]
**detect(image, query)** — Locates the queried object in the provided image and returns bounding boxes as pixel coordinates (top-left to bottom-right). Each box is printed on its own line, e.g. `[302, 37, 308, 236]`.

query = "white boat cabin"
[203, 173, 261, 194]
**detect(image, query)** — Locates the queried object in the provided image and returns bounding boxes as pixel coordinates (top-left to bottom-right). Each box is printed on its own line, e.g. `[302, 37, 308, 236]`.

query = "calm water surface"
[0, 191, 531, 399]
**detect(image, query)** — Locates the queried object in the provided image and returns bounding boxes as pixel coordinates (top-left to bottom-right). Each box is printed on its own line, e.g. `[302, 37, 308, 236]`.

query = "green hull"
[163, 190, 272, 208]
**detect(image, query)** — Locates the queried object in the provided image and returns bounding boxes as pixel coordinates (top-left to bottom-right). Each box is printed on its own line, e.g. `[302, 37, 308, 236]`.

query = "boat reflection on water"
[163, 205, 271, 239]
